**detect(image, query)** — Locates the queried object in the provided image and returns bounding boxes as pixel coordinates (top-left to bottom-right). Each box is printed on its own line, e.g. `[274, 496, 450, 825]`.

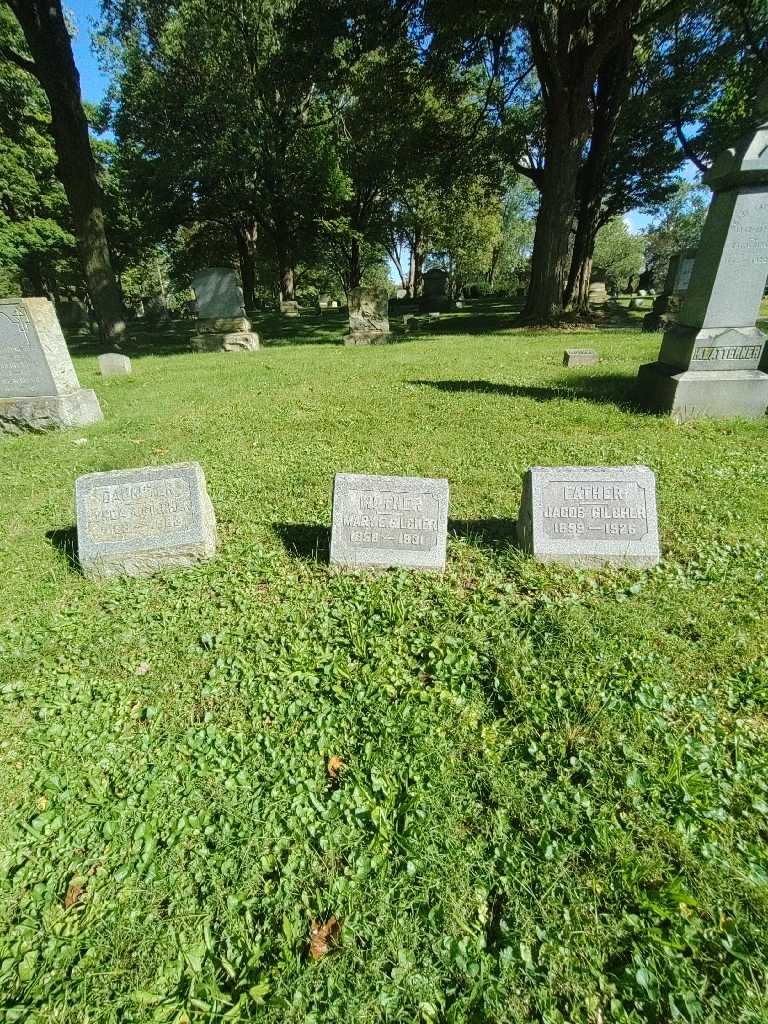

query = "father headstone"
[330, 473, 449, 570]
[516, 465, 660, 568]
[637, 89, 768, 419]
[0, 297, 103, 433]
[190, 268, 259, 352]
[345, 287, 390, 345]
[75, 462, 217, 578]
[563, 348, 599, 367]
[98, 353, 132, 376]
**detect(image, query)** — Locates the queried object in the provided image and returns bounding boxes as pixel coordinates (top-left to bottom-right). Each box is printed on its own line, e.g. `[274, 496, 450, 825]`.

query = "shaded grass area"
[1, 311, 768, 1023]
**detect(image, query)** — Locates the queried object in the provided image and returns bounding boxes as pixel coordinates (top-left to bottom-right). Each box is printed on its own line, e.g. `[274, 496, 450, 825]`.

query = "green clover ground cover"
[1, 305, 767, 1022]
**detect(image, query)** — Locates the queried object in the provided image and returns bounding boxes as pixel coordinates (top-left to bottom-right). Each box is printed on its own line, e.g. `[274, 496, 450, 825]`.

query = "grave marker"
[75, 462, 217, 578]
[330, 473, 448, 570]
[637, 87, 768, 419]
[191, 268, 259, 351]
[563, 348, 598, 367]
[516, 465, 660, 568]
[0, 297, 103, 433]
[345, 287, 390, 345]
[99, 353, 132, 376]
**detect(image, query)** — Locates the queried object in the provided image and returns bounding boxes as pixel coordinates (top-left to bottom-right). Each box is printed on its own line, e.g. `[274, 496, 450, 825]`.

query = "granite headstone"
[75, 462, 217, 578]
[345, 287, 390, 345]
[563, 348, 599, 367]
[0, 297, 103, 433]
[637, 88, 768, 419]
[191, 268, 259, 352]
[330, 473, 449, 570]
[98, 353, 132, 376]
[517, 465, 660, 568]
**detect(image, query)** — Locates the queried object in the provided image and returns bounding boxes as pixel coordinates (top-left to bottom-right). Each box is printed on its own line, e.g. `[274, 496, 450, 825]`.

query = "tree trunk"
[522, 115, 585, 321]
[236, 220, 258, 307]
[412, 228, 426, 298]
[8, 0, 126, 344]
[349, 236, 363, 291]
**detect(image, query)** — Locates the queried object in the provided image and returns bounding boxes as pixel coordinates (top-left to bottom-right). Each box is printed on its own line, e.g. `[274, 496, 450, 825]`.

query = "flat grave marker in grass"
[516, 465, 660, 568]
[0, 297, 103, 433]
[75, 462, 217, 579]
[330, 472, 449, 570]
[563, 348, 599, 367]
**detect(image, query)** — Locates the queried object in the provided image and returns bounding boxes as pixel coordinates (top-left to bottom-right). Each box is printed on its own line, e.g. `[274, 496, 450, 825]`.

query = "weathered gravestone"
[563, 348, 599, 367]
[588, 281, 609, 306]
[637, 89, 768, 419]
[642, 250, 697, 331]
[191, 268, 259, 352]
[345, 287, 390, 345]
[75, 462, 217, 579]
[98, 353, 132, 376]
[280, 300, 300, 317]
[318, 294, 331, 310]
[516, 465, 660, 568]
[0, 297, 103, 433]
[421, 268, 451, 311]
[330, 473, 449, 570]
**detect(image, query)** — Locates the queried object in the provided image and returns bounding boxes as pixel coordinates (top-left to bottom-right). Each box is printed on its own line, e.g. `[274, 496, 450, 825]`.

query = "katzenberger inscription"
[517, 466, 660, 567]
[75, 463, 217, 578]
[330, 473, 448, 570]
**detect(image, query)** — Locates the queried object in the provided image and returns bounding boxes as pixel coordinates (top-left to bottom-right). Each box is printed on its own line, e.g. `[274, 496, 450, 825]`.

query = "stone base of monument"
[344, 331, 392, 346]
[191, 316, 259, 352]
[0, 389, 103, 434]
[636, 362, 768, 420]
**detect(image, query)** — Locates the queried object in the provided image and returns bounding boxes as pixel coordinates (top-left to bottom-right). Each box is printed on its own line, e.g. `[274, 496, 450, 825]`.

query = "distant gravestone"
[75, 462, 217, 579]
[0, 297, 103, 433]
[643, 249, 698, 331]
[98, 353, 132, 377]
[638, 88, 768, 419]
[516, 465, 660, 568]
[345, 287, 390, 345]
[330, 300, 339, 308]
[318, 294, 331, 310]
[563, 348, 599, 367]
[588, 281, 609, 306]
[191, 268, 259, 352]
[421, 268, 451, 311]
[330, 473, 449, 570]
[280, 300, 300, 317]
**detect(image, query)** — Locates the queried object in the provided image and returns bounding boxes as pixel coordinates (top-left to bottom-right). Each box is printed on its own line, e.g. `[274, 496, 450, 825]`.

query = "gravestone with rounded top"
[517, 465, 660, 568]
[345, 287, 390, 345]
[75, 462, 217, 578]
[0, 297, 103, 433]
[99, 352, 132, 376]
[637, 88, 768, 419]
[330, 473, 449, 570]
[191, 268, 259, 352]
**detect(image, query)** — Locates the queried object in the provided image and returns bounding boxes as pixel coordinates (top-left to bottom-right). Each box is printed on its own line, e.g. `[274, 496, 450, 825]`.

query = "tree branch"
[673, 119, 709, 174]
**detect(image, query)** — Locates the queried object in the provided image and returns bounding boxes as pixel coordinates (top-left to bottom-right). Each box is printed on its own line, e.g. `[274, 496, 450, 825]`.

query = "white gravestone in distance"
[0, 297, 103, 433]
[98, 353, 132, 376]
[190, 268, 259, 352]
[516, 465, 660, 568]
[75, 462, 217, 579]
[637, 88, 768, 419]
[330, 473, 449, 570]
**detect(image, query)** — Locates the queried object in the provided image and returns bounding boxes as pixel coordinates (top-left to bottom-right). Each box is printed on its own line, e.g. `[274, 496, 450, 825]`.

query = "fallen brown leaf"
[309, 915, 340, 960]
[327, 755, 345, 780]
[64, 877, 85, 909]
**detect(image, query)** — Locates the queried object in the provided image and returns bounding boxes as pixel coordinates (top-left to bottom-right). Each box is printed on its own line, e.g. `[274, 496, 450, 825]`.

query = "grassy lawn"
[1, 300, 768, 1022]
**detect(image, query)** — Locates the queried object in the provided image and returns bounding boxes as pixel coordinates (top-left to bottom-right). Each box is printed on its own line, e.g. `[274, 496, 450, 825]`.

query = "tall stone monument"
[345, 287, 390, 345]
[637, 90, 768, 419]
[190, 268, 259, 352]
[0, 297, 103, 433]
[420, 268, 451, 312]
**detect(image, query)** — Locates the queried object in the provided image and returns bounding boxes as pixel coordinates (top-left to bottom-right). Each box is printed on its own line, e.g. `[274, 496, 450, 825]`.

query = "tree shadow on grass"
[46, 526, 80, 572]
[410, 374, 645, 411]
[273, 523, 330, 561]
[450, 518, 518, 550]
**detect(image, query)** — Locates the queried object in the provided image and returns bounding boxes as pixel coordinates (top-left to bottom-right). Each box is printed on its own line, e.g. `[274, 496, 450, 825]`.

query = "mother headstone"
[637, 89, 768, 419]
[190, 268, 259, 351]
[0, 298, 103, 433]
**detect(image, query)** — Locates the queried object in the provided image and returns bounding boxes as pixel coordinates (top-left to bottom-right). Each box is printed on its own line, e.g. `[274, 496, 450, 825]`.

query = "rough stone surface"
[563, 348, 599, 367]
[0, 297, 103, 432]
[191, 325, 259, 352]
[75, 462, 217, 579]
[516, 465, 660, 568]
[192, 268, 245, 318]
[99, 353, 132, 376]
[330, 473, 448, 570]
[280, 300, 300, 317]
[637, 96, 768, 420]
[346, 287, 390, 345]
